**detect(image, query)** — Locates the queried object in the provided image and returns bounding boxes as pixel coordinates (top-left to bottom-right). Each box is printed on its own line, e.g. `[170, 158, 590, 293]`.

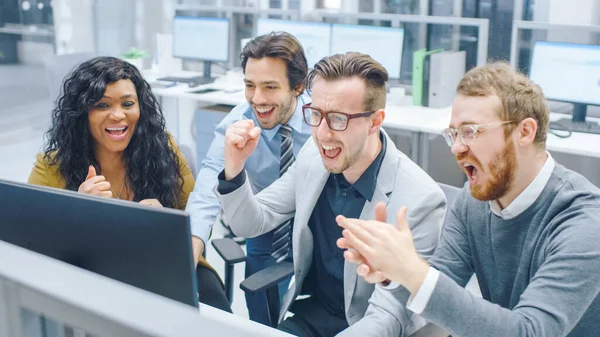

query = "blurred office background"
[1, 0, 600, 322]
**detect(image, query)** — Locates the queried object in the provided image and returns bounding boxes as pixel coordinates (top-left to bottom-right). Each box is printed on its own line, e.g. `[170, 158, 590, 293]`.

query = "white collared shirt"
[489, 152, 555, 219]
[406, 152, 556, 314]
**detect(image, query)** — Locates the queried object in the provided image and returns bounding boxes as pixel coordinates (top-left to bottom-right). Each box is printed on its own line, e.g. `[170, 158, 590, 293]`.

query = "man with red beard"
[337, 62, 600, 336]
[215, 52, 446, 336]
[186, 32, 312, 325]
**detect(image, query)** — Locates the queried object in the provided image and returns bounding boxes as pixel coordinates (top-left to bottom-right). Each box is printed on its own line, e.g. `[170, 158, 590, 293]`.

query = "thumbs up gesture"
[77, 165, 113, 198]
[335, 203, 429, 294]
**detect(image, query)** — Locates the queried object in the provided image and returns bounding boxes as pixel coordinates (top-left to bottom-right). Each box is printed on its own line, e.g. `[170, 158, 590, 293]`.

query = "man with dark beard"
[336, 62, 600, 336]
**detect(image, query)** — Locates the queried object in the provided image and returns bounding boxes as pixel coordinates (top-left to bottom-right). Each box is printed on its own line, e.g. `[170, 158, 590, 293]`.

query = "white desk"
[425, 111, 600, 159]
[152, 86, 448, 166]
[152, 84, 600, 171]
[153, 83, 246, 106]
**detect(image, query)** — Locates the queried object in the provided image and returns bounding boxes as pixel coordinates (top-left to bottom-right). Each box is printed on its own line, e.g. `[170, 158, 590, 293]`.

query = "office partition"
[509, 20, 600, 69]
[331, 24, 404, 79]
[0, 241, 291, 337]
[256, 18, 331, 68]
[173, 4, 300, 69]
[313, 11, 489, 67]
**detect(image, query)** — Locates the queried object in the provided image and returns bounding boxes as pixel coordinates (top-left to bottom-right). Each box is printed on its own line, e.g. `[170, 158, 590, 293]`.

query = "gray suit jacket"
[216, 131, 446, 336]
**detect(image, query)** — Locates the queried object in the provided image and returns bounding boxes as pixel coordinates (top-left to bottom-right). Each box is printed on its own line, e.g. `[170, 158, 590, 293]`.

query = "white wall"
[52, 0, 95, 54]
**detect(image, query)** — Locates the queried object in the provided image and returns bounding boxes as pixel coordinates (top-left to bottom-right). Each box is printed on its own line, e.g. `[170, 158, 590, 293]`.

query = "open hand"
[336, 202, 429, 294]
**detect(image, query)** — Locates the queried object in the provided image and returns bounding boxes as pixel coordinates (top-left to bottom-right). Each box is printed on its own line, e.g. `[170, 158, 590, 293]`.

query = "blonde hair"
[457, 62, 549, 146]
[306, 52, 388, 111]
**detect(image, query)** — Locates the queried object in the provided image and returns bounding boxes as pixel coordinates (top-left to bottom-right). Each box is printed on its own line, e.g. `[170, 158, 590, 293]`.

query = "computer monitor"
[529, 41, 600, 134]
[331, 24, 404, 79]
[0, 179, 198, 307]
[172, 16, 230, 85]
[256, 18, 332, 69]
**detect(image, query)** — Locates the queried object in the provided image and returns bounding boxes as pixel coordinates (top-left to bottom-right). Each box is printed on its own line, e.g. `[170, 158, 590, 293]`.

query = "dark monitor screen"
[0, 179, 198, 307]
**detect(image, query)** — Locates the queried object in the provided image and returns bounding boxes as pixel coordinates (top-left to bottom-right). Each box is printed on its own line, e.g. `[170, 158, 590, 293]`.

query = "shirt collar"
[333, 132, 387, 201]
[257, 95, 308, 142]
[489, 151, 555, 219]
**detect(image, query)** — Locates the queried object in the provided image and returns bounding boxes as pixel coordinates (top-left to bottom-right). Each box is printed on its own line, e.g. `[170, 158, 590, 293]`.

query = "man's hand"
[78, 165, 113, 198]
[224, 120, 261, 180]
[191, 236, 205, 267]
[336, 202, 429, 294]
[139, 199, 163, 207]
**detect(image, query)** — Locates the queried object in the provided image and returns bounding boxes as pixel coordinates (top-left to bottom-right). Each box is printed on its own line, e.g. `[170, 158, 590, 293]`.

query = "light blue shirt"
[186, 94, 313, 242]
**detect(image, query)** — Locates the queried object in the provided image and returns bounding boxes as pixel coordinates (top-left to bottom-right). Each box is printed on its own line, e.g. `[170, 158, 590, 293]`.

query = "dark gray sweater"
[424, 164, 600, 337]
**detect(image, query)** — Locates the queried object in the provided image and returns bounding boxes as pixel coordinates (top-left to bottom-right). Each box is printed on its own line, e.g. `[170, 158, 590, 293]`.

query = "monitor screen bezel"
[172, 16, 230, 63]
[330, 23, 405, 79]
[529, 40, 600, 107]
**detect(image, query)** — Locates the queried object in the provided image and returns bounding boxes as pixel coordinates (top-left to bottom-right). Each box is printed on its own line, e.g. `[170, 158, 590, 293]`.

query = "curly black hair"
[43, 56, 183, 208]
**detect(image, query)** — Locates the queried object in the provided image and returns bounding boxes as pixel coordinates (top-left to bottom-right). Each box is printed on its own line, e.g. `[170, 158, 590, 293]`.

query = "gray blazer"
[216, 131, 446, 336]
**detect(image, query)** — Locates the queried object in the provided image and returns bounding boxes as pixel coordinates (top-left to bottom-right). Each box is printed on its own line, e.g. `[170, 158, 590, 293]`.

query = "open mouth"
[463, 163, 478, 184]
[322, 144, 342, 159]
[105, 126, 129, 140]
[255, 106, 275, 119]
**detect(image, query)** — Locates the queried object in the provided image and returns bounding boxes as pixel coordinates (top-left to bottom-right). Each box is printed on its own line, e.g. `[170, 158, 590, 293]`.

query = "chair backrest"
[43, 52, 96, 107]
[179, 144, 198, 179]
[438, 182, 461, 208]
[438, 182, 461, 227]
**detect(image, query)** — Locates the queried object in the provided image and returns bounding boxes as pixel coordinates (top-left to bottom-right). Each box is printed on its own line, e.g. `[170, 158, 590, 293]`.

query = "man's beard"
[460, 138, 516, 201]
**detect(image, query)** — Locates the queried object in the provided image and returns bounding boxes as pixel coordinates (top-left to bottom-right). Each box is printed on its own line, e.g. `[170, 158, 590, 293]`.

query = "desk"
[382, 104, 452, 167]
[152, 84, 600, 180]
[153, 83, 451, 167]
[427, 111, 600, 159]
[152, 81, 245, 155]
[153, 83, 246, 106]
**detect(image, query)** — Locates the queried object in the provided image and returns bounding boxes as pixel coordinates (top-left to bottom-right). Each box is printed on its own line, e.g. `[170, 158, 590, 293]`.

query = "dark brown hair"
[241, 31, 308, 94]
[306, 52, 388, 111]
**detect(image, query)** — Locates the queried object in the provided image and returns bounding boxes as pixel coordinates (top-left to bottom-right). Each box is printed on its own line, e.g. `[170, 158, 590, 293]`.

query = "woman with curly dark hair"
[29, 56, 190, 208]
[27, 56, 231, 312]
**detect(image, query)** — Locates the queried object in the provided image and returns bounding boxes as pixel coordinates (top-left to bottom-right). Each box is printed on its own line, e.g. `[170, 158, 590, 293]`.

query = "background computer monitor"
[172, 16, 230, 84]
[331, 24, 404, 79]
[0, 179, 198, 307]
[529, 41, 600, 134]
[256, 18, 332, 69]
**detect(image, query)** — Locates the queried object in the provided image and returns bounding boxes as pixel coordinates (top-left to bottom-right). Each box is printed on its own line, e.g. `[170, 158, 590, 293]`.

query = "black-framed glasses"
[302, 104, 375, 131]
[441, 121, 517, 147]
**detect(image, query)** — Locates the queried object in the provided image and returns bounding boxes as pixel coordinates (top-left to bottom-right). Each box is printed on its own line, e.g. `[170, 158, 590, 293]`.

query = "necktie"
[271, 124, 294, 262]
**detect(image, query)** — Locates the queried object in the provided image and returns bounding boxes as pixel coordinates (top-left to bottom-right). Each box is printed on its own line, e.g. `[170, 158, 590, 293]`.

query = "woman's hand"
[78, 166, 113, 198]
[139, 198, 163, 208]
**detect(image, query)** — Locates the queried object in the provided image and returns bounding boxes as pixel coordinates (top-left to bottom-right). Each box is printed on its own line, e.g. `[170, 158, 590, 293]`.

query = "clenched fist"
[224, 119, 261, 180]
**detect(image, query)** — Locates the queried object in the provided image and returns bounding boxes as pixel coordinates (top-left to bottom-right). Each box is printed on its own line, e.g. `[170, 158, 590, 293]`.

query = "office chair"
[212, 183, 461, 328]
[42, 52, 96, 105]
[438, 182, 460, 210]
[212, 237, 292, 327]
[178, 144, 198, 179]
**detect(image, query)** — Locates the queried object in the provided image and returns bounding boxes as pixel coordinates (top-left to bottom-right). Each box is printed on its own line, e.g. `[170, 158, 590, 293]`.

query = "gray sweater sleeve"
[422, 206, 600, 337]
[428, 189, 474, 288]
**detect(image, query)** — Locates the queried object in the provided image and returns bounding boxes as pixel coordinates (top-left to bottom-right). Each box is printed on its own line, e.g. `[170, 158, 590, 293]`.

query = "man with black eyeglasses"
[338, 62, 600, 337]
[215, 52, 446, 336]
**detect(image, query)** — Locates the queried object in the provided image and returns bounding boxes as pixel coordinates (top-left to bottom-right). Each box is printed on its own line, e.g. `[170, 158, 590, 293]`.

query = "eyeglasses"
[441, 121, 516, 147]
[302, 104, 375, 131]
